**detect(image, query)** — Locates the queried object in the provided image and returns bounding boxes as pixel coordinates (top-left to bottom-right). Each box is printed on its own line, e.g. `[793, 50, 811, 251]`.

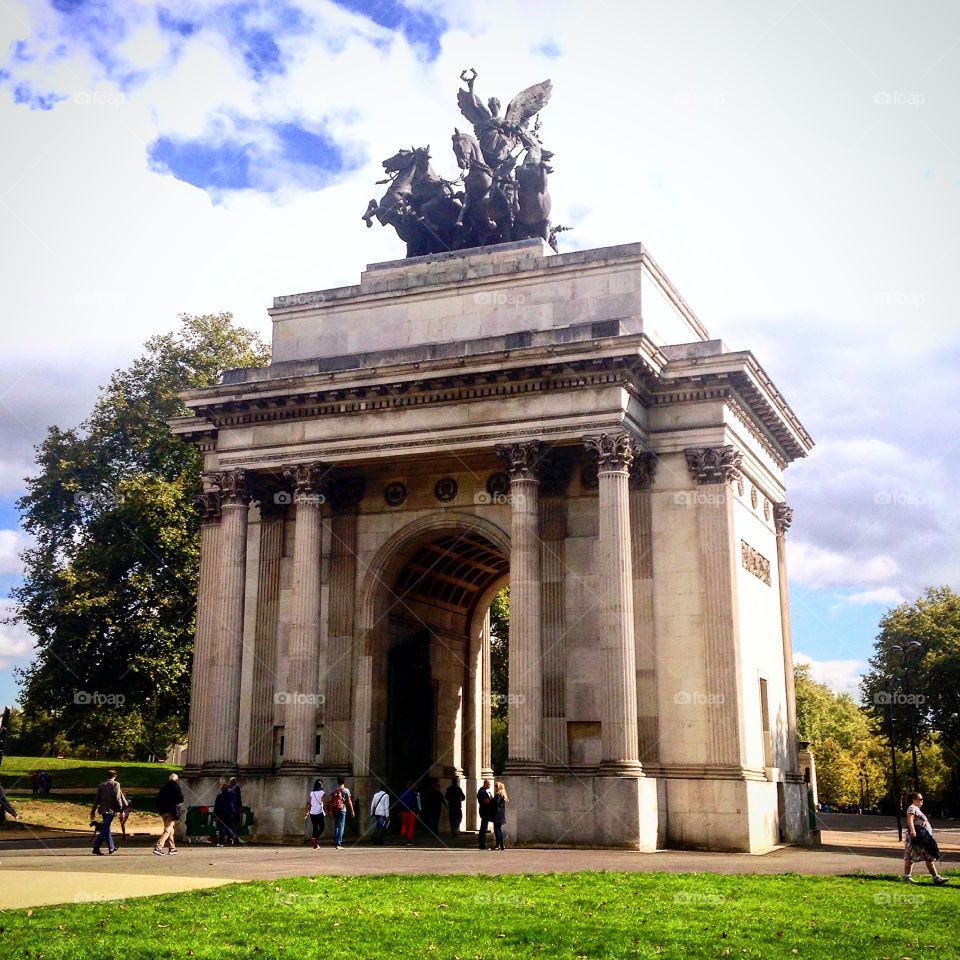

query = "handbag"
[913, 823, 941, 860]
[172, 803, 184, 822]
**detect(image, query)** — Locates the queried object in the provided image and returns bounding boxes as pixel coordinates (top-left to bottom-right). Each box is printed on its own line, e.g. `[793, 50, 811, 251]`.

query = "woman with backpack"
[492, 780, 509, 851]
[329, 776, 355, 850]
[153, 773, 184, 856]
[304, 778, 326, 849]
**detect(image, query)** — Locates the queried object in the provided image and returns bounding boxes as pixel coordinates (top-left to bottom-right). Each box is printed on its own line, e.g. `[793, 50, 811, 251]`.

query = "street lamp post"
[891, 640, 923, 792]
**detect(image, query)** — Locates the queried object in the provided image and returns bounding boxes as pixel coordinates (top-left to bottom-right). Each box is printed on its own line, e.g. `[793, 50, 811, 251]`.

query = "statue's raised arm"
[504, 80, 553, 131]
[457, 67, 492, 126]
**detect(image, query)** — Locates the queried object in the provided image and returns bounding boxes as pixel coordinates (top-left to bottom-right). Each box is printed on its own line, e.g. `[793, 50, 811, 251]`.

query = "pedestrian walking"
[396, 781, 420, 846]
[492, 780, 509, 851]
[229, 777, 243, 845]
[90, 769, 128, 855]
[421, 778, 446, 836]
[304, 778, 326, 849]
[0, 785, 19, 824]
[329, 776, 355, 850]
[445, 777, 465, 836]
[370, 784, 391, 845]
[213, 783, 235, 846]
[477, 778, 494, 851]
[903, 791, 949, 885]
[31, 770, 40, 796]
[153, 773, 184, 856]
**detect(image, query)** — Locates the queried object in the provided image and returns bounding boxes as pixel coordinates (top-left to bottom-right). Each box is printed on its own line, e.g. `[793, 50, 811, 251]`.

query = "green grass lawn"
[0, 755, 180, 792]
[0, 872, 956, 959]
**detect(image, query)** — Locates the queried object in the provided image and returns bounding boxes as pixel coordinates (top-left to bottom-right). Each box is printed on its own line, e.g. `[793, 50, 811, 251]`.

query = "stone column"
[240, 497, 285, 772]
[204, 469, 251, 771]
[684, 446, 744, 769]
[774, 502, 801, 774]
[584, 432, 643, 775]
[496, 440, 543, 773]
[629, 452, 659, 766]
[324, 478, 364, 771]
[281, 461, 329, 771]
[540, 458, 572, 767]
[480, 609, 494, 779]
[185, 490, 222, 771]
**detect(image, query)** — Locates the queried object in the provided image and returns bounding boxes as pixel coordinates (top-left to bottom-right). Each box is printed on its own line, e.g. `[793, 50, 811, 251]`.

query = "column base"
[199, 762, 240, 777]
[238, 765, 274, 777]
[508, 773, 661, 850]
[504, 759, 545, 776]
[277, 761, 316, 776]
[599, 760, 645, 777]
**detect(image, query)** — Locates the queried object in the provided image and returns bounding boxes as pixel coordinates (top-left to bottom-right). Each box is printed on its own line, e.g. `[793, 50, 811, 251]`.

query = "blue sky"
[0, 0, 958, 707]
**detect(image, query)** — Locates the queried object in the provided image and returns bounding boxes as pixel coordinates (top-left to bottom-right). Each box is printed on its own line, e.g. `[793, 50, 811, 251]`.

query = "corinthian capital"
[282, 461, 331, 501]
[583, 431, 637, 471]
[205, 469, 251, 506]
[193, 490, 223, 523]
[684, 446, 743, 485]
[773, 502, 794, 536]
[628, 451, 659, 490]
[496, 440, 543, 481]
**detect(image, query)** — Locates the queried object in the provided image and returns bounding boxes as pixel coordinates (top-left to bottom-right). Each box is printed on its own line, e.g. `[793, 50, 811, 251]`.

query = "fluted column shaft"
[685, 446, 745, 768]
[186, 493, 221, 769]
[774, 503, 801, 774]
[325, 481, 363, 769]
[205, 471, 250, 769]
[242, 505, 285, 771]
[282, 462, 327, 770]
[497, 441, 543, 772]
[586, 433, 643, 774]
[540, 496, 567, 766]
[629, 453, 658, 765]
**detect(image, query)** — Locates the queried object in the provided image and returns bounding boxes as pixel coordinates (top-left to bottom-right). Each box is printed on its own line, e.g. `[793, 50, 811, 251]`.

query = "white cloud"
[0, 529, 29, 578]
[0, 600, 32, 673]
[846, 586, 908, 608]
[789, 541, 901, 591]
[794, 652, 867, 699]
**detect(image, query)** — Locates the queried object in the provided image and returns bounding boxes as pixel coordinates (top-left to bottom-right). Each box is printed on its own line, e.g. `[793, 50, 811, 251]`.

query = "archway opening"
[374, 526, 509, 803]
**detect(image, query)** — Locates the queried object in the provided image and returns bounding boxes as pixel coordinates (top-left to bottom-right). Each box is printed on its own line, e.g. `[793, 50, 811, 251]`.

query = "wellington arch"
[170, 238, 815, 851]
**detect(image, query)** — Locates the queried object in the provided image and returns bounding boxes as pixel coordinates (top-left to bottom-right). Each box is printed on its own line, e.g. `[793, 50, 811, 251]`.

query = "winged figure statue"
[362, 69, 563, 257]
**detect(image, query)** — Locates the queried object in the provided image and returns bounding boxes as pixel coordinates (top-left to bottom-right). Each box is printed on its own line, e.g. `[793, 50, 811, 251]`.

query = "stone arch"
[352, 510, 510, 793]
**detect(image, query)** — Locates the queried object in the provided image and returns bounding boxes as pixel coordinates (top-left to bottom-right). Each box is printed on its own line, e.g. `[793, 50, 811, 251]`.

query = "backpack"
[331, 787, 346, 813]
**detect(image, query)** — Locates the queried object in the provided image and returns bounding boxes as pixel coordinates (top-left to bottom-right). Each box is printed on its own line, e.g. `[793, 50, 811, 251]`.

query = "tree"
[795, 664, 888, 809]
[488, 586, 509, 774]
[861, 586, 960, 809]
[9, 314, 269, 759]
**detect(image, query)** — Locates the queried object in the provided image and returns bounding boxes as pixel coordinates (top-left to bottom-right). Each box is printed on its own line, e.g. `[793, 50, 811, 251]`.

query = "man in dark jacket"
[228, 776, 243, 845]
[477, 778, 494, 851]
[154, 773, 184, 856]
[90, 769, 127, 855]
[213, 783, 235, 846]
[445, 778, 466, 836]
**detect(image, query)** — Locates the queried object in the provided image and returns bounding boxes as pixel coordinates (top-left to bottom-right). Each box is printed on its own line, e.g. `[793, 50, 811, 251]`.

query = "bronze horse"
[362, 147, 461, 257]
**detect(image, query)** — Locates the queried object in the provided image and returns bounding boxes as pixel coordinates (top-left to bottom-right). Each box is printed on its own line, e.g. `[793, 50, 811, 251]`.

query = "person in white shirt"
[304, 778, 326, 850]
[370, 786, 391, 845]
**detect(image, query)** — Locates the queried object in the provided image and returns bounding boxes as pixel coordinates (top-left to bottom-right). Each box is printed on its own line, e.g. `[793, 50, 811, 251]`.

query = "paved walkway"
[0, 814, 955, 910]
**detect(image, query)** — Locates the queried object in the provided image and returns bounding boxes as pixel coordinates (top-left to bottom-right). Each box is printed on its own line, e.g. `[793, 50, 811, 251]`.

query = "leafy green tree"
[9, 314, 269, 760]
[489, 586, 509, 774]
[795, 664, 888, 809]
[861, 586, 960, 809]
